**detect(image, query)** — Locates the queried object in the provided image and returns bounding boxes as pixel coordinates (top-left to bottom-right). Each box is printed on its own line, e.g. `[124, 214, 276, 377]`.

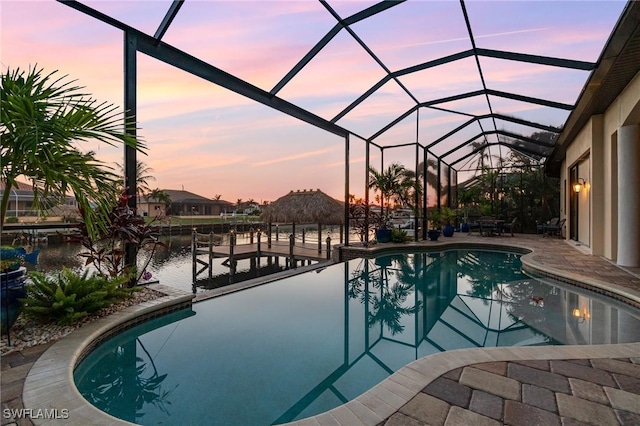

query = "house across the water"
[137, 189, 235, 217]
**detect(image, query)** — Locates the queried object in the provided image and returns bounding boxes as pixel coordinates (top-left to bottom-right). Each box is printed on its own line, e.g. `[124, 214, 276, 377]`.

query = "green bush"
[391, 228, 408, 243]
[6, 216, 19, 223]
[20, 268, 137, 325]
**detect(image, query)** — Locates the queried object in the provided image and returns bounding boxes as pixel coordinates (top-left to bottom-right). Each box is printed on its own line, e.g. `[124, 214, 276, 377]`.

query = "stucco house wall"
[561, 70, 640, 265]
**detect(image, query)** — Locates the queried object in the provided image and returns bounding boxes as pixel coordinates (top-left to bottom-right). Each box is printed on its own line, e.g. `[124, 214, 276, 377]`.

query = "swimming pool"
[74, 250, 640, 425]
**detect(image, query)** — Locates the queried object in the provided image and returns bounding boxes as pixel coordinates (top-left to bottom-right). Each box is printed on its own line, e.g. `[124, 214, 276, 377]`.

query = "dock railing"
[192, 228, 332, 280]
[191, 230, 223, 280]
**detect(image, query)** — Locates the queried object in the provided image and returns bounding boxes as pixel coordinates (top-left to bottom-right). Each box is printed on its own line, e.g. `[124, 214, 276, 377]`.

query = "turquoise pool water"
[74, 250, 640, 425]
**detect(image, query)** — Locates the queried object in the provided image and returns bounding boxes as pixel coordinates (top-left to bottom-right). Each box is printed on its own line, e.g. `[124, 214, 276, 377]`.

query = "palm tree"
[1, 66, 145, 238]
[146, 188, 171, 210]
[369, 163, 407, 215]
[396, 170, 420, 209]
[419, 158, 439, 194]
[470, 139, 491, 170]
[369, 163, 420, 218]
[116, 160, 155, 198]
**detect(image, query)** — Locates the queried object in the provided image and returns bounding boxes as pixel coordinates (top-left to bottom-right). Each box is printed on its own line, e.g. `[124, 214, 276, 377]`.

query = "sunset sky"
[0, 1, 627, 204]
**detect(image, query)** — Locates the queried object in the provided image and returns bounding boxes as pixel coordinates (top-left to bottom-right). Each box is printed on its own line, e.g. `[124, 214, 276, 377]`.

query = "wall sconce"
[573, 178, 586, 193]
[572, 307, 590, 323]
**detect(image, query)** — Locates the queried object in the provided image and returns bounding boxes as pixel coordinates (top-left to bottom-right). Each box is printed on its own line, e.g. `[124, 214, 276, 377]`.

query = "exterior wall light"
[572, 307, 590, 323]
[573, 178, 586, 193]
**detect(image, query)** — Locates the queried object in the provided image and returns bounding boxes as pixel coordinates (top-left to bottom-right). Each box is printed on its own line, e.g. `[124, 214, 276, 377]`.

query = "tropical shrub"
[456, 149, 560, 233]
[1, 66, 145, 238]
[20, 268, 136, 325]
[71, 189, 165, 286]
[391, 228, 408, 243]
[348, 196, 383, 245]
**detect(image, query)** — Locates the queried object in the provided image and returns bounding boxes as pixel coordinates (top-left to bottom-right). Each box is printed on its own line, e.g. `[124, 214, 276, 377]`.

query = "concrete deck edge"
[22, 284, 194, 426]
[520, 254, 640, 309]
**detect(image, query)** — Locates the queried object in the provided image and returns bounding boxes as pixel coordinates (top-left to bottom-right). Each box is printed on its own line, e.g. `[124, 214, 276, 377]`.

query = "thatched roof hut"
[260, 189, 344, 225]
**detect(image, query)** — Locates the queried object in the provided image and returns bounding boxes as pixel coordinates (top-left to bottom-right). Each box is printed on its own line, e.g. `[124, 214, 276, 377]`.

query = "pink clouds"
[349, 1, 472, 71]
[252, 146, 340, 167]
[278, 32, 389, 115]
[397, 56, 484, 102]
[1, 2, 124, 107]
[466, 0, 625, 62]
[161, 0, 334, 90]
[1, 1, 627, 202]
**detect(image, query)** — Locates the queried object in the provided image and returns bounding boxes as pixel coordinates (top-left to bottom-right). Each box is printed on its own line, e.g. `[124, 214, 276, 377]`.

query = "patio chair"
[501, 217, 519, 236]
[537, 217, 559, 234]
[542, 218, 565, 238]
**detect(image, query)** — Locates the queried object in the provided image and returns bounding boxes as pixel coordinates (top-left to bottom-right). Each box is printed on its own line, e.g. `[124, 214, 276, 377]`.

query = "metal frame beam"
[57, 0, 350, 139]
[332, 46, 591, 125]
[373, 91, 565, 148]
[53, 0, 630, 241]
[439, 129, 554, 161]
[153, 0, 184, 42]
[135, 37, 349, 137]
[476, 48, 596, 70]
[425, 113, 560, 150]
[124, 31, 138, 269]
[450, 142, 549, 167]
[272, 0, 404, 96]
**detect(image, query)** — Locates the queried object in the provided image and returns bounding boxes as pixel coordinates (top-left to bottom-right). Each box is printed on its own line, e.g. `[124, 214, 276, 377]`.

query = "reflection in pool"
[74, 250, 640, 425]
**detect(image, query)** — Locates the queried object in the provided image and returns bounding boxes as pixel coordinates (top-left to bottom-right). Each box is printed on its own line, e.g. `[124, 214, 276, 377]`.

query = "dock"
[191, 230, 334, 287]
[208, 240, 331, 261]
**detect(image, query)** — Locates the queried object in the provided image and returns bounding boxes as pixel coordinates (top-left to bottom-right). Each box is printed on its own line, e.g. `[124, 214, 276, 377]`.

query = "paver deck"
[384, 356, 640, 426]
[2, 233, 639, 425]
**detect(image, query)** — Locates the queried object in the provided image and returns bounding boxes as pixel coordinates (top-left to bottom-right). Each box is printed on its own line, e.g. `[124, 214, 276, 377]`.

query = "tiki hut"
[260, 189, 344, 245]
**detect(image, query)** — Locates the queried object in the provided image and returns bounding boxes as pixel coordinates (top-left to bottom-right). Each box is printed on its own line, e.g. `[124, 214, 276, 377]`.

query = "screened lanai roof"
[59, 0, 633, 177]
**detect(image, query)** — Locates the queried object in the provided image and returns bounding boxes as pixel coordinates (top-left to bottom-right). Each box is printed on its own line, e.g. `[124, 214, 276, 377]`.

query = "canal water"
[19, 226, 346, 294]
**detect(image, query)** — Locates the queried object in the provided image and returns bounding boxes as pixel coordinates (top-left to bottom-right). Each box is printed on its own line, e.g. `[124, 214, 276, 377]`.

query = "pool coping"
[21, 240, 640, 425]
[22, 284, 194, 426]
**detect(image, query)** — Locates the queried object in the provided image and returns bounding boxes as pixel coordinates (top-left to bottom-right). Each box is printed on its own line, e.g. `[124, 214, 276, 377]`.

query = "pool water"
[74, 250, 640, 425]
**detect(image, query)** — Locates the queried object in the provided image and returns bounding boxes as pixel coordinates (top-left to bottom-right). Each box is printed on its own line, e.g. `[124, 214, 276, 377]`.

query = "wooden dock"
[191, 240, 330, 292]
[191, 231, 333, 285]
[207, 240, 331, 261]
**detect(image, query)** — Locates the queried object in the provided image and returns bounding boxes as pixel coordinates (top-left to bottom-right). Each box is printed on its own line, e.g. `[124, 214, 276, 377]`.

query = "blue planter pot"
[427, 229, 441, 241]
[1, 267, 27, 334]
[443, 224, 455, 237]
[375, 228, 392, 243]
[461, 223, 470, 233]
